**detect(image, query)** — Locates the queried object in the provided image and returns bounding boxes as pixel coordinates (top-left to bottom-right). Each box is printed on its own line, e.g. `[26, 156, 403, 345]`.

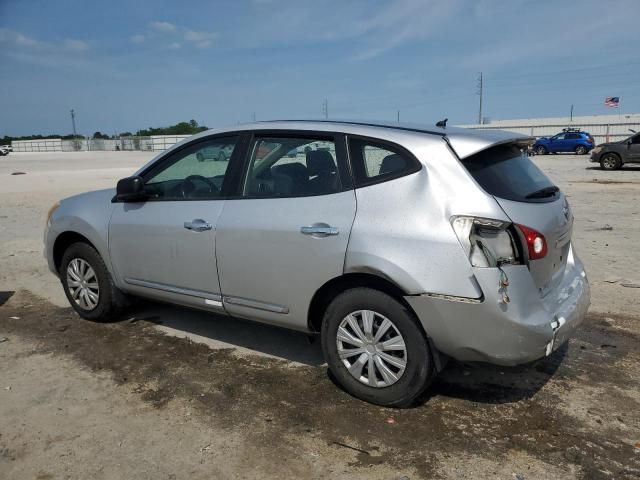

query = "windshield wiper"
[525, 186, 559, 199]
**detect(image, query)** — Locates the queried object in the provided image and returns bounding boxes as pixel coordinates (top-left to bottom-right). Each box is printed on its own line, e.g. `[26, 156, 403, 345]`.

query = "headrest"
[379, 154, 405, 175]
[306, 150, 336, 176]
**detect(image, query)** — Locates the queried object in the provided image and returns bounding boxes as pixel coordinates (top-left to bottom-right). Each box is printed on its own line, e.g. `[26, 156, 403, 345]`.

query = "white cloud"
[130, 34, 146, 44]
[0, 28, 90, 54]
[236, 0, 463, 60]
[184, 30, 216, 48]
[184, 30, 216, 42]
[14, 32, 40, 48]
[64, 39, 89, 52]
[0, 29, 44, 49]
[150, 21, 177, 33]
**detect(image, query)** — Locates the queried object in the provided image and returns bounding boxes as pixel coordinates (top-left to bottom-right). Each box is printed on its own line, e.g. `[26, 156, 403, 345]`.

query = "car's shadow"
[125, 299, 566, 405]
[126, 299, 325, 366]
[585, 165, 640, 172]
[427, 343, 566, 404]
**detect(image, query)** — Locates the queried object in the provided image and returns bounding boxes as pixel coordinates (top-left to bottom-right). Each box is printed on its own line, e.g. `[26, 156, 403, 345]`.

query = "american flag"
[604, 96, 620, 108]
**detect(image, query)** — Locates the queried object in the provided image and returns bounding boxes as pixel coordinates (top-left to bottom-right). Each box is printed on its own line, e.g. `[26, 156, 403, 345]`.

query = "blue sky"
[1, 0, 638, 136]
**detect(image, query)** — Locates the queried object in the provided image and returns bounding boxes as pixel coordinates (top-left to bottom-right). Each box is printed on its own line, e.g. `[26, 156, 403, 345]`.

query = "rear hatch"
[460, 143, 572, 295]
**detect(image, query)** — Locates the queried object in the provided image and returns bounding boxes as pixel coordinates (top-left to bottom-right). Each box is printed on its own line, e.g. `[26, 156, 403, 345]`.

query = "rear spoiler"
[444, 128, 534, 159]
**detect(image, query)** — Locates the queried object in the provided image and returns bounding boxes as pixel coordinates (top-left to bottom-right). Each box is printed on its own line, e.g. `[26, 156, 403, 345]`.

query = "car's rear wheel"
[535, 145, 547, 155]
[60, 242, 127, 321]
[575, 145, 587, 155]
[321, 288, 434, 407]
[600, 153, 622, 170]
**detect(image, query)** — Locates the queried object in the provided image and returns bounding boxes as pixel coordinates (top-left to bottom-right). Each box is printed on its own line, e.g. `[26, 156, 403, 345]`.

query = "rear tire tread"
[321, 287, 434, 408]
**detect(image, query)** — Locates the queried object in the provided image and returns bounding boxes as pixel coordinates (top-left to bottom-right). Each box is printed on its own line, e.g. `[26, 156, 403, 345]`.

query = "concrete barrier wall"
[11, 135, 193, 152]
[13, 139, 63, 152]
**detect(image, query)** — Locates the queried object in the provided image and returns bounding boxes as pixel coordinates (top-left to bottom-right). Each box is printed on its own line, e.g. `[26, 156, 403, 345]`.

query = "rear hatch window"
[461, 142, 571, 294]
[461, 144, 558, 203]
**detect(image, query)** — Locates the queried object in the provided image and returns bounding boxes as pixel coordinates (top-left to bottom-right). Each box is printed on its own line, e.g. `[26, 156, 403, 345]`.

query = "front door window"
[143, 136, 239, 200]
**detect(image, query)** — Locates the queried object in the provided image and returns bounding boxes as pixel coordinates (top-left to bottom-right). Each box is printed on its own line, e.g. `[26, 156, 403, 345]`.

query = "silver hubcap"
[66, 258, 99, 310]
[336, 310, 407, 388]
[603, 156, 615, 168]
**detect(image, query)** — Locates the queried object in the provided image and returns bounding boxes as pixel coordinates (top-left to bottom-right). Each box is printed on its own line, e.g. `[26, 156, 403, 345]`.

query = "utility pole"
[252, 112, 256, 122]
[322, 98, 328, 119]
[476, 73, 483, 124]
[397, 110, 400, 123]
[570, 104, 574, 122]
[70, 109, 77, 138]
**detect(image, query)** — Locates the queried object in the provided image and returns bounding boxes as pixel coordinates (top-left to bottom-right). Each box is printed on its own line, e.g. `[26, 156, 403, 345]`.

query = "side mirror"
[116, 176, 146, 202]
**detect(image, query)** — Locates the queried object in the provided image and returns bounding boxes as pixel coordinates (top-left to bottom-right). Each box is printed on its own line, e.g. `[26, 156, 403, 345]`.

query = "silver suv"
[45, 121, 590, 407]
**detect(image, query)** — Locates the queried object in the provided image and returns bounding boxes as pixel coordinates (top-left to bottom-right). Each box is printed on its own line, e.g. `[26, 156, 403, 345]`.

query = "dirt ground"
[1, 151, 639, 479]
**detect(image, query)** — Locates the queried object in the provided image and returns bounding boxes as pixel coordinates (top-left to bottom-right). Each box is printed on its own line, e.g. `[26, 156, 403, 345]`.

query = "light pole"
[70, 109, 79, 151]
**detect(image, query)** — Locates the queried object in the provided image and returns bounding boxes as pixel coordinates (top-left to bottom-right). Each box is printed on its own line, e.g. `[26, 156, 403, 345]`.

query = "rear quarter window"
[461, 144, 558, 203]
[348, 137, 420, 187]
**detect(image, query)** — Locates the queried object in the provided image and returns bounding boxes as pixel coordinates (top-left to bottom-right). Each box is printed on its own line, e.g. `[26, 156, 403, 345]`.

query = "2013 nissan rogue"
[44, 120, 590, 407]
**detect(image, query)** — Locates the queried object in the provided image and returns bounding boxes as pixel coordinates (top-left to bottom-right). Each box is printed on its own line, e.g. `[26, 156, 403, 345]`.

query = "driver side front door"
[108, 135, 241, 312]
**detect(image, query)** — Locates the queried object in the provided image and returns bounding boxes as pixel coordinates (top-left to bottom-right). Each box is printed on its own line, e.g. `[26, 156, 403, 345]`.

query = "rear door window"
[243, 136, 342, 197]
[461, 144, 558, 203]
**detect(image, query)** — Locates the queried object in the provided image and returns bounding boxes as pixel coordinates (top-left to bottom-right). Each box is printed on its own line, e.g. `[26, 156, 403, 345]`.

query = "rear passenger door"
[215, 132, 356, 330]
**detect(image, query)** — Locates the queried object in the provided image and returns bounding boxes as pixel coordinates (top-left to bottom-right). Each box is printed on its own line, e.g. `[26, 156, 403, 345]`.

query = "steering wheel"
[180, 175, 219, 198]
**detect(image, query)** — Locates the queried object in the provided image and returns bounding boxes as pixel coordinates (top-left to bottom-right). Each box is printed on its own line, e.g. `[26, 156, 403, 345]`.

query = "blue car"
[533, 128, 595, 155]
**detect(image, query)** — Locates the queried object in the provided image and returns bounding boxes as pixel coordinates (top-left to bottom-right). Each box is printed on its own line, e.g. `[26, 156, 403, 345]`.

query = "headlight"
[592, 146, 603, 154]
[46, 201, 60, 224]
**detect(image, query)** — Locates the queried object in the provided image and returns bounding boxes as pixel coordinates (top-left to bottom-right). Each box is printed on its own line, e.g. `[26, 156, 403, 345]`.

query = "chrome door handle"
[184, 219, 213, 232]
[300, 225, 339, 237]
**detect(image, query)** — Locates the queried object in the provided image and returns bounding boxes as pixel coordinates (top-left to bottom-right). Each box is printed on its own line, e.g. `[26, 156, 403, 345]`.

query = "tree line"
[1, 119, 208, 144]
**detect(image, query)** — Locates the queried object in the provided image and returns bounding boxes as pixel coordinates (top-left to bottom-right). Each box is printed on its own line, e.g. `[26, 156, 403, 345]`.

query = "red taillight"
[587, 137, 594, 143]
[516, 224, 547, 260]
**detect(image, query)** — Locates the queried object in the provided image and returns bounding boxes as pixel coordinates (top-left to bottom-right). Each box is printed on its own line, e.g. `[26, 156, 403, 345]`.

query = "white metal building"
[459, 113, 640, 143]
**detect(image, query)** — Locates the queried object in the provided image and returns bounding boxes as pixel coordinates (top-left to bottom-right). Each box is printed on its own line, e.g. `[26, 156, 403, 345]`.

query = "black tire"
[600, 153, 622, 170]
[321, 288, 435, 407]
[535, 145, 547, 155]
[60, 242, 128, 321]
[575, 145, 587, 155]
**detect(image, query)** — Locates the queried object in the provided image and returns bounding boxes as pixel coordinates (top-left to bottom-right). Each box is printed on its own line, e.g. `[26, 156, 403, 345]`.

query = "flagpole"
[618, 96, 622, 121]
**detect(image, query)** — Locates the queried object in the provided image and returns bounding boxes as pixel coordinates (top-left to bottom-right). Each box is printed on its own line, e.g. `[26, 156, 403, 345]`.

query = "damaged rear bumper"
[405, 244, 590, 366]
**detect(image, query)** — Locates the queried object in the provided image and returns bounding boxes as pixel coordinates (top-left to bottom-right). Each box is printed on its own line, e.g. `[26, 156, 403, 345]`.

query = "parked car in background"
[1, 144, 13, 152]
[0, 146, 10, 156]
[44, 120, 589, 407]
[589, 131, 640, 170]
[196, 143, 233, 162]
[533, 128, 595, 155]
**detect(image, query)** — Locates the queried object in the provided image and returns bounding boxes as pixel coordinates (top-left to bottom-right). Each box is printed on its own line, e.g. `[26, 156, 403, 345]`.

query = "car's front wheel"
[60, 242, 127, 321]
[321, 288, 435, 407]
[535, 145, 547, 155]
[575, 145, 588, 155]
[600, 153, 622, 170]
